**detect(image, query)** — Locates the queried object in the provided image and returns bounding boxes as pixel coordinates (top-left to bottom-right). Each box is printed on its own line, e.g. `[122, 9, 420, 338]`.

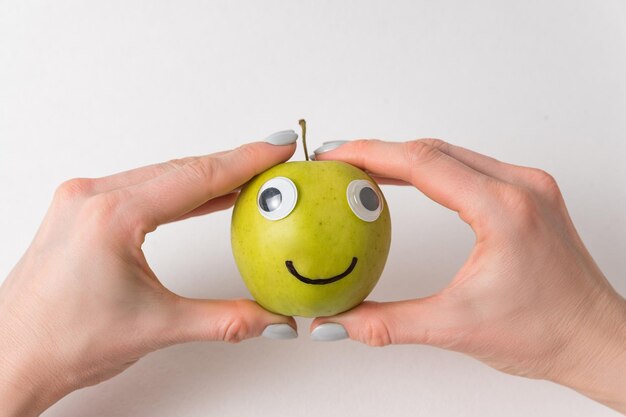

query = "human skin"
[0, 141, 298, 417]
[312, 139, 626, 413]
[2, 137, 625, 416]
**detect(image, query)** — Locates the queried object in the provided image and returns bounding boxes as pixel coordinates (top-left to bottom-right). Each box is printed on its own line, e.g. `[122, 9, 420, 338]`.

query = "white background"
[1, 1, 625, 416]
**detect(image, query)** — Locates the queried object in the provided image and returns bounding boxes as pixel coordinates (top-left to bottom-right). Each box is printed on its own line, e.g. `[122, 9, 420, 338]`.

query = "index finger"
[120, 141, 296, 232]
[314, 139, 496, 223]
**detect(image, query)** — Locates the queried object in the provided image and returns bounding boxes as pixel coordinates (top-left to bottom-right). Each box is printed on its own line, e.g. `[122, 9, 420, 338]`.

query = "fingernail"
[313, 140, 349, 155]
[309, 154, 316, 161]
[264, 130, 298, 146]
[262, 323, 298, 340]
[310, 323, 348, 342]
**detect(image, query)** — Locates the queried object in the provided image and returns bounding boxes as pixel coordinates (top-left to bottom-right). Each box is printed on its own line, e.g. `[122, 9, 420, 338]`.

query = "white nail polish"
[262, 324, 298, 340]
[310, 323, 348, 342]
[309, 154, 316, 161]
[313, 141, 349, 155]
[264, 130, 298, 146]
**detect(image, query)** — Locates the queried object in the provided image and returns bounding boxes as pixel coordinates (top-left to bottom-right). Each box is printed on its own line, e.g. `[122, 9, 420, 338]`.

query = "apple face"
[231, 161, 391, 317]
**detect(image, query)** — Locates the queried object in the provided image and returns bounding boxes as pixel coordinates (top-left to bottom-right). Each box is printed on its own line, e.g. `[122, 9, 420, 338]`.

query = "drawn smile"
[285, 257, 358, 285]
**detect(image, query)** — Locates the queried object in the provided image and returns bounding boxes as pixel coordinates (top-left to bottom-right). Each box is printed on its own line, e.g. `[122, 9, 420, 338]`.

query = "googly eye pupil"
[359, 187, 380, 211]
[259, 187, 282, 212]
[257, 177, 297, 221]
[347, 179, 383, 222]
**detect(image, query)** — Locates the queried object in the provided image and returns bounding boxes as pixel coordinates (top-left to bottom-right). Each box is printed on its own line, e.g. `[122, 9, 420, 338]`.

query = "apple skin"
[231, 161, 391, 317]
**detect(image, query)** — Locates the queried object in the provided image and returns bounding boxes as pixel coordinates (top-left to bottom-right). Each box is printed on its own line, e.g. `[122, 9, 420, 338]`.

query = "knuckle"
[144, 157, 195, 177]
[158, 157, 197, 175]
[236, 143, 262, 164]
[183, 157, 218, 183]
[356, 305, 392, 347]
[219, 300, 252, 343]
[359, 319, 392, 347]
[81, 192, 121, 228]
[54, 178, 94, 202]
[419, 138, 450, 153]
[525, 168, 562, 200]
[220, 316, 248, 344]
[496, 183, 539, 226]
[404, 140, 444, 166]
[403, 141, 445, 185]
[80, 190, 142, 241]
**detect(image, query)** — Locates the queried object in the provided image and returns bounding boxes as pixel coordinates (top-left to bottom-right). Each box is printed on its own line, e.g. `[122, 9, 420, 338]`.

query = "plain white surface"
[1, 1, 625, 416]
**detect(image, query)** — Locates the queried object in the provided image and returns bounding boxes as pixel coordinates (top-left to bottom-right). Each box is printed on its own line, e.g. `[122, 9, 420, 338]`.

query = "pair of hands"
[1, 138, 624, 416]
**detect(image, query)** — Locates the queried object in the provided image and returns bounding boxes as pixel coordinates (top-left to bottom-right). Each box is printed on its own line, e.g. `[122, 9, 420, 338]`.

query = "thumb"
[160, 297, 298, 345]
[310, 298, 463, 347]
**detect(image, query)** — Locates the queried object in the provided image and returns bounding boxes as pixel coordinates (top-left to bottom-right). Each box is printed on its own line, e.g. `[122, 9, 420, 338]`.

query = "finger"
[161, 298, 297, 345]
[120, 142, 295, 232]
[169, 192, 239, 223]
[419, 139, 556, 194]
[91, 152, 232, 194]
[310, 299, 463, 347]
[315, 140, 497, 222]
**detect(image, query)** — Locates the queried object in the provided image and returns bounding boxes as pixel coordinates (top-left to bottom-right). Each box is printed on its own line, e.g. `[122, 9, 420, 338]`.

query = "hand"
[312, 139, 626, 413]
[0, 141, 298, 417]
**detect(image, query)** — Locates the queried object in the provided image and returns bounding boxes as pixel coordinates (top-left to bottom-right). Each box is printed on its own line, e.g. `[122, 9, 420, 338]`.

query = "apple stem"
[299, 119, 309, 161]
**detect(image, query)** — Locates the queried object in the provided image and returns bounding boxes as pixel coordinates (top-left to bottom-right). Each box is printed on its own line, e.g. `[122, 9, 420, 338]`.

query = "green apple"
[231, 157, 391, 317]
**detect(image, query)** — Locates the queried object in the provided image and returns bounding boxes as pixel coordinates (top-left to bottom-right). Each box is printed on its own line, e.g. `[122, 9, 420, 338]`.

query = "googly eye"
[347, 179, 383, 222]
[257, 177, 298, 220]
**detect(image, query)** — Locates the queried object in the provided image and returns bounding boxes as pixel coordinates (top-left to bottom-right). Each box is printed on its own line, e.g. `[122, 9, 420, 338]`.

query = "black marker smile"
[285, 257, 358, 285]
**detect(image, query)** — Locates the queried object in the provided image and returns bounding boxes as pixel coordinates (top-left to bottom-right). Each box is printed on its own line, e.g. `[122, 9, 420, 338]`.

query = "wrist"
[0, 376, 42, 417]
[0, 324, 71, 417]
[547, 288, 626, 412]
